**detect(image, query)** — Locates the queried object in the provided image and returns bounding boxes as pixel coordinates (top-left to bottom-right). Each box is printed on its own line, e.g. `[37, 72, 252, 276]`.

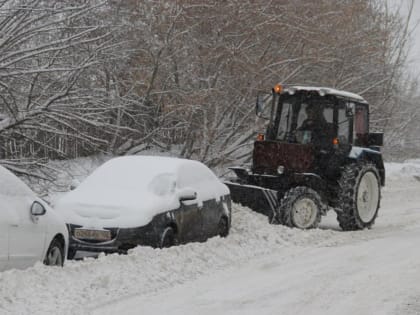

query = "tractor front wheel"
[278, 186, 323, 229]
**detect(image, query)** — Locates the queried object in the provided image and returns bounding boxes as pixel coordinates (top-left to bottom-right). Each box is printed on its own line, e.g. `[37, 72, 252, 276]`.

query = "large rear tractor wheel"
[336, 163, 381, 231]
[278, 186, 323, 229]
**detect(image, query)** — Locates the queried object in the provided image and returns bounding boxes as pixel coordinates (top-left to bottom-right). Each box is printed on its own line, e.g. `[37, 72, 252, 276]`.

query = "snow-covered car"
[0, 165, 68, 272]
[55, 156, 231, 258]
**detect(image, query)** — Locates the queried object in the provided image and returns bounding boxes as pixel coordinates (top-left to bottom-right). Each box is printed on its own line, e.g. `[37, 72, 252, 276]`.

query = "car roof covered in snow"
[281, 85, 368, 104]
[104, 155, 187, 173]
[0, 165, 34, 197]
[75, 155, 223, 193]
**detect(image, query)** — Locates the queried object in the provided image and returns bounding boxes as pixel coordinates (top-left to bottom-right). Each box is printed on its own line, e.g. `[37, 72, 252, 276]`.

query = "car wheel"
[44, 238, 64, 267]
[67, 248, 76, 260]
[159, 227, 176, 248]
[218, 217, 229, 237]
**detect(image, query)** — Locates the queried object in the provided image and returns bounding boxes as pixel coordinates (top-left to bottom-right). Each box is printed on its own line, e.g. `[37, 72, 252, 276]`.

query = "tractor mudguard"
[348, 146, 385, 186]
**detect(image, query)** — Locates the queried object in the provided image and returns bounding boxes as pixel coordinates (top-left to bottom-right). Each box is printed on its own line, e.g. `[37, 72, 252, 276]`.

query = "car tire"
[44, 238, 64, 267]
[159, 227, 176, 248]
[67, 248, 76, 260]
[218, 217, 229, 237]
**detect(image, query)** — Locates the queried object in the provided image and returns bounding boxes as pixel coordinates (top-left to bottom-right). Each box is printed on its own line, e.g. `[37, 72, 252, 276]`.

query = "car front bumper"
[66, 214, 167, 254]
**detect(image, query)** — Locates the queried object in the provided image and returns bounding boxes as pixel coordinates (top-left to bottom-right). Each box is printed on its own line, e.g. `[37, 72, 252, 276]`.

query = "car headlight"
[277, 166, 285, 174]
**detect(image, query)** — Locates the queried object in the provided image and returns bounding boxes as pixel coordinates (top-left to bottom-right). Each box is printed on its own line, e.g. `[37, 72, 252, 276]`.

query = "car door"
[8, 196, 47, 270]
[200, 197, 220, 238]
[0, 166, 48, 269]
[178, 199, 202, 242]
[176, 167, 202, 242]
[0, 204, 10, 271]
[193, 165, 223, 238]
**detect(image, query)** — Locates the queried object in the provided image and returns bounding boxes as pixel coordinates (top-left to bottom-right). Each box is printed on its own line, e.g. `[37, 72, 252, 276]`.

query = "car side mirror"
[178, 188, 197, 201]
[256, 93, 271, 120]
[31, 201, 46, 216]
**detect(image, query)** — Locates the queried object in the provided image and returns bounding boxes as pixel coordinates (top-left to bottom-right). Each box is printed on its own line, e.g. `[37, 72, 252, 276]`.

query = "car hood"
[55, 189, 180, 229]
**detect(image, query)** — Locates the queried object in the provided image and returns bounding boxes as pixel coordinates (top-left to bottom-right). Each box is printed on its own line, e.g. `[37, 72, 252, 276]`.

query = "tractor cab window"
[354, 104, 369, 145]
[276, 101, 293, 141]
[275, 95, 335, 147]
[337, 106, 350, 144]
[297, 104, 333, 127]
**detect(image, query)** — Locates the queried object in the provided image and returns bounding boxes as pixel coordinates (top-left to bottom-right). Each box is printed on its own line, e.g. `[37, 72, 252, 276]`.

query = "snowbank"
[385, 160, 420, 181]
[1, 159, 419, 314]
[0, 204, 361, 315]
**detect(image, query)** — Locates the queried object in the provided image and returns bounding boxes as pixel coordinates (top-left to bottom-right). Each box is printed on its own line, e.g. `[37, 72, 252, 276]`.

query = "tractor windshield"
[272, 94, 350, 147]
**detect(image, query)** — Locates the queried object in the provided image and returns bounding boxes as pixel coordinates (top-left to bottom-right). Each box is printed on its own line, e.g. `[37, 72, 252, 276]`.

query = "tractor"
[226, 84, 385, 230]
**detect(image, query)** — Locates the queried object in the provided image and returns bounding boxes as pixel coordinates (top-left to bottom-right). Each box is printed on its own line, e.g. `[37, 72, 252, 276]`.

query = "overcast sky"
[396, 1, 420, 72]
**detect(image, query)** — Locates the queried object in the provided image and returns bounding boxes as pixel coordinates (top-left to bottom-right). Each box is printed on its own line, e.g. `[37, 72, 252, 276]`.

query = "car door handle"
[10, 224, 18, 227]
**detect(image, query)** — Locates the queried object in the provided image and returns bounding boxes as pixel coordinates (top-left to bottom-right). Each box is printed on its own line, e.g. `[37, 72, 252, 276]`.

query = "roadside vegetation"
[0, 0, 417, 179]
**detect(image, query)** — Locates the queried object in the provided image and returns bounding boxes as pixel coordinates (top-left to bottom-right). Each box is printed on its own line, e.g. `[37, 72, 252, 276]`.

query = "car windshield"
[78, 156, 178, 194]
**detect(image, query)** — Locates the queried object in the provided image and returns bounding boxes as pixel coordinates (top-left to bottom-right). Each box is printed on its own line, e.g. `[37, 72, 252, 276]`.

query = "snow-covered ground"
[1, 161, 420, 315]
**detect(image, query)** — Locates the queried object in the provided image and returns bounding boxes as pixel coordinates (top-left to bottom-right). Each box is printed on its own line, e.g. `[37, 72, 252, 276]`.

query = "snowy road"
[92, 167, 420, 315]
[95, 229, 420, 315]
[93, 162, 420, 315]
[1, 162, 420, 315]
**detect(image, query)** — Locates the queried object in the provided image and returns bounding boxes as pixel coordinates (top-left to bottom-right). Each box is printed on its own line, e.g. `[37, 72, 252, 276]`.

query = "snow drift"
[1, 161, 420, 314]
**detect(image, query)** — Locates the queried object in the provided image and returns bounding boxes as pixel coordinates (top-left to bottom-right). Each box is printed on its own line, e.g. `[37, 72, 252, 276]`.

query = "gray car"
[55, 156, 231, 258]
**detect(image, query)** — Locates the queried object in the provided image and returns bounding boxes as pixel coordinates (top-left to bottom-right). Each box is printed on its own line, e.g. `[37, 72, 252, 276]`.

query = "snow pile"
[0, 204, 364, 315]
[1, 159, 419, 314]
[385, 159, 420, 182]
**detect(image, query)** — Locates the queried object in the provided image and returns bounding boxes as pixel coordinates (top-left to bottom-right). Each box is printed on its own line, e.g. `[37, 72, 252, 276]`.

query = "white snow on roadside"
[385, 159, 420, 181]
[1, 160, 420, 315]
[0, 204, 355, 315]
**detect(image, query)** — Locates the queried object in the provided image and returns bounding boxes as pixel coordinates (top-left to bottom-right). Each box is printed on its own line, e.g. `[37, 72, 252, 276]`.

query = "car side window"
[148, 173, 176, 196]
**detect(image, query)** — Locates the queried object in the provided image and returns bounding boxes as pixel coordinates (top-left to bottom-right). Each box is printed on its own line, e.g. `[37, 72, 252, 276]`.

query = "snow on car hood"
[55, 188, 180, 229]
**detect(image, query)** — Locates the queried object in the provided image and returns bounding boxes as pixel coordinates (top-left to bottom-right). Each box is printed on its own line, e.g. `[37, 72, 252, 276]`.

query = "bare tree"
[0, 0, 119, 164]
[1, 0, 417, 178]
